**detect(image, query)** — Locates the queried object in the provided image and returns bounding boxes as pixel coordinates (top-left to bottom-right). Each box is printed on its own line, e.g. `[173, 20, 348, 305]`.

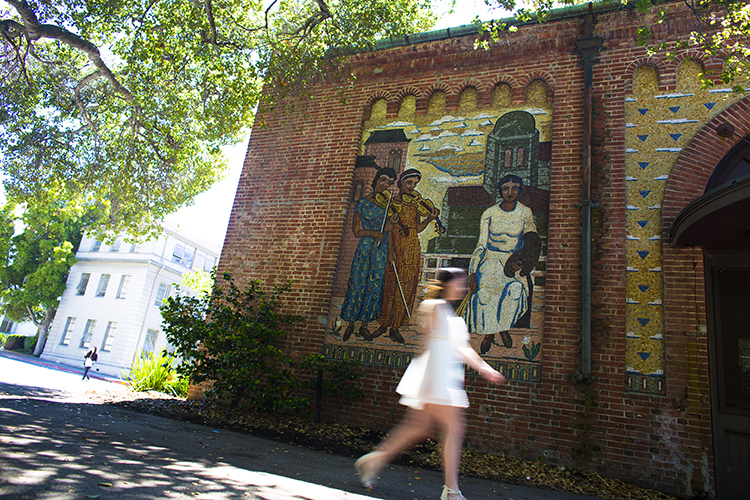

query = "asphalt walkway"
[0, 349, 610, 500]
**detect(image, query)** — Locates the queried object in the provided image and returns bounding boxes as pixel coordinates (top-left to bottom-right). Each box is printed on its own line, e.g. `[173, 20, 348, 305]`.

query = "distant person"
[82, 347, 98, 380]
[354, 268, 507, 500]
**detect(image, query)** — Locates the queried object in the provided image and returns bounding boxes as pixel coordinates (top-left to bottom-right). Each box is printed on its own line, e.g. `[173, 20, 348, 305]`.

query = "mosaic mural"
[624, 60, 749, 394]
[325, 83, 552, 383]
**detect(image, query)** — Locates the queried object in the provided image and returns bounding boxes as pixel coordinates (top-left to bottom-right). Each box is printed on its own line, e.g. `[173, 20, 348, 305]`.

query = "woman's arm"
[457, 346, 507, 385]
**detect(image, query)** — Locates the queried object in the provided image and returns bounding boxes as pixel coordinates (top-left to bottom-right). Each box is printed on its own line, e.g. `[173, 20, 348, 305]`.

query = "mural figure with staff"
[372, 168, 442, 344]
[340, 167, 399, 341]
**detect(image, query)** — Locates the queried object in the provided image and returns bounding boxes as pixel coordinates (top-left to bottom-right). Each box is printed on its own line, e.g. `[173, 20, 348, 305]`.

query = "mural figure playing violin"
[371, 169, 441, 343]
[340, 167, 399, 341]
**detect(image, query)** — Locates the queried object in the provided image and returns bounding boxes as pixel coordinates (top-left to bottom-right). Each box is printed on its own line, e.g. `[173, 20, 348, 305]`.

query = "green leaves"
[2, 0, 437, 237]
[161, 272, 362, 413]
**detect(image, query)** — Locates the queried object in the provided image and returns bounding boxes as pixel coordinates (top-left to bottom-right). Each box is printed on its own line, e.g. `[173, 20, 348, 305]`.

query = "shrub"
[0, 333, 5, 348]
[3, 334, 26, 351]
[161, 272, 363, 414]
[122, 350, 187, 397]
[23, 335, 38, 353]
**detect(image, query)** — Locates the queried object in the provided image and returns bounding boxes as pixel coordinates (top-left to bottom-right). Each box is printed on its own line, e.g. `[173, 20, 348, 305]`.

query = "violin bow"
[390, 260, 411, 319]
[378, 191, 393, 248]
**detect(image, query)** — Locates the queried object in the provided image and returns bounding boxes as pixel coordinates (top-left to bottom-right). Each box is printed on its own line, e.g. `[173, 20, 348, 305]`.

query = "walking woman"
[82, 346, 98, 380]
[354, 268, 506, 500]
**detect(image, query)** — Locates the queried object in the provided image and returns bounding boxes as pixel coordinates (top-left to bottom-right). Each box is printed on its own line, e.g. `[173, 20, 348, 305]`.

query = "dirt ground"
[89, 388, 677, 500]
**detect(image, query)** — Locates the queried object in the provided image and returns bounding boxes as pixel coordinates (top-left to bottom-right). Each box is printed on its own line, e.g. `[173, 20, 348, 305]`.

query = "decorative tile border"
[625, 372, 665, 394]
[323, 343, 541, 382]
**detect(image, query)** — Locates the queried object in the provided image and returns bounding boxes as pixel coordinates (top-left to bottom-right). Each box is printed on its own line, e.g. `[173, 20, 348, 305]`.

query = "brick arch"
[489, 76, 520, 90]
[517, 71, 555, 101]
[662, 95, 750, 225]
[454, 80, 484, 111]
[393, 86, 423, 102]
[672, 50, 724, 87]
[660, 96, 750, 425]
[363, 91, 392, 120]
[624, 57, 670, 93]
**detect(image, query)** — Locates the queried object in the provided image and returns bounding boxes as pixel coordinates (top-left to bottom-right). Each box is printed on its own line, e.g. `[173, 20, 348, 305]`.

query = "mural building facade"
[218, 2, 750, 498]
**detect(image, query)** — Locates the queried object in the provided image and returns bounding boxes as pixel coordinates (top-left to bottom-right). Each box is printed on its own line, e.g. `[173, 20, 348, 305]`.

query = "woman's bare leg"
[429, 404, 466, 492]
[375, 407, 433, 464]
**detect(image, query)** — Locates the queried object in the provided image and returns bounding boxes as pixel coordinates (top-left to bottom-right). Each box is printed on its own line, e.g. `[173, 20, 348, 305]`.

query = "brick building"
[218, 2, 750, 498]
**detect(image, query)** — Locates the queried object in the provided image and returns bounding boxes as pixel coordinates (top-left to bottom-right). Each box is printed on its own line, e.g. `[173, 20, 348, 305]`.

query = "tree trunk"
[32, 308, 55, 357]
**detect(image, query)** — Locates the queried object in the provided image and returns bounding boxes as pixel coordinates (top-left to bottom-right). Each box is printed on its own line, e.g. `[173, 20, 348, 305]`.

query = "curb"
[0, 349, 124, 384]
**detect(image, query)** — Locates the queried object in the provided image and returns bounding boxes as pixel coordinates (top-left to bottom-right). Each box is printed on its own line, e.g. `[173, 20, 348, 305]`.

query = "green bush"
[121, 350, 187, 397]
[0, 333, 5, 348]
[3, 334, 26, 351]
[23, 335, 38, 353]
[161, 272, 363, 414]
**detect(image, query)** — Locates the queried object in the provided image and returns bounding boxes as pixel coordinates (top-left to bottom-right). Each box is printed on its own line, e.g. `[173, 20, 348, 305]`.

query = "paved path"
[0, 350, 609, 500]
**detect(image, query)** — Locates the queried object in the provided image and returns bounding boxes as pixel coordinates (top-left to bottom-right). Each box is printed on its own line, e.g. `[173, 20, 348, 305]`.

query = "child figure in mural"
[341, 167, 399, 341]
[464, 174, 541, 354]
[371, 169, 440, 344]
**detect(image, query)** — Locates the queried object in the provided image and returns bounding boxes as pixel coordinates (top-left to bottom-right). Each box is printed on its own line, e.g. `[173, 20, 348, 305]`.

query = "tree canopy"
[0, 0, 436, 237]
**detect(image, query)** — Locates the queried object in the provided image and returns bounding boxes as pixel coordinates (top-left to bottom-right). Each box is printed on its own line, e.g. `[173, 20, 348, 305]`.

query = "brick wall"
[217, 2, 739, 497]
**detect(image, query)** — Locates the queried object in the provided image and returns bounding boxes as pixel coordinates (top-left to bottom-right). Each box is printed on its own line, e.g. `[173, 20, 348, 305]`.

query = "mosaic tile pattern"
[323, 343, 542, 383]
[624, 62, 749, 394]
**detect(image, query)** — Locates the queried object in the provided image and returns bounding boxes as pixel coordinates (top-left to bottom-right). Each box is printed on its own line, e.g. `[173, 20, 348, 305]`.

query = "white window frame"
[60, 317, 76, 345]
[116, 275, 131, 299]
[76, 273, 91, 296]
[154, 283, 171, 307]
[79, 319, 96, 349]
[95, 274, 111, 297]
[101, 322, 117, 352]
[91, 240, 102, 252]
[172, 240, 196, 267]
[143, 329, 158, 356]
[194, 249, 216, 271]
[109, 239, 122, 252]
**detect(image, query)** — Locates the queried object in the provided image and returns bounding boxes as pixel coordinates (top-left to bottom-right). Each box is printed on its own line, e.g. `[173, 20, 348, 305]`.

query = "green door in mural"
[706, 252, 750, 500]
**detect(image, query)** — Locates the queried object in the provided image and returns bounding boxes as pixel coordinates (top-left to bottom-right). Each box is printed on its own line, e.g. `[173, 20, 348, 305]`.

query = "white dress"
[396, 300, 470, 410]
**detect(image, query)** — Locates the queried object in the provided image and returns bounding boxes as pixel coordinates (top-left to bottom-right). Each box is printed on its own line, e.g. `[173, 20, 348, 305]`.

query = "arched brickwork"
[659, 96, 750, 493]
[663, 96, 750, 224]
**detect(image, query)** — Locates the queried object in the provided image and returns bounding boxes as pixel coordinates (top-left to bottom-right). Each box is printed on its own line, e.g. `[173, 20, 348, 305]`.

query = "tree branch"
[6, 0, 134, 104]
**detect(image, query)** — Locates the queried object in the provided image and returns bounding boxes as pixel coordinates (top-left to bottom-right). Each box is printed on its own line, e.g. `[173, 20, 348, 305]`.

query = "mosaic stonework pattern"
[326, 83, 552, 381]
[624, 60, 749, 394]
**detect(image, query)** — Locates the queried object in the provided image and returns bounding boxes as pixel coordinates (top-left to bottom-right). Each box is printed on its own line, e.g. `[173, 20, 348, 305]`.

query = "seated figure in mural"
[341, 167, 399, 341]
[464, 174, 541, 354]
[372, 169, 440, 344]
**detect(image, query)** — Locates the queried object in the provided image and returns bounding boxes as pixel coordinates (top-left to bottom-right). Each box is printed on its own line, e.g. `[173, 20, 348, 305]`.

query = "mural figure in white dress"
[464, 174, 541, 354]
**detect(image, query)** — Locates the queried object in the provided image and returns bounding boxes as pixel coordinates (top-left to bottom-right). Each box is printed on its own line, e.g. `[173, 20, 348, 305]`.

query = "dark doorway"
[705, 252, 750, 500]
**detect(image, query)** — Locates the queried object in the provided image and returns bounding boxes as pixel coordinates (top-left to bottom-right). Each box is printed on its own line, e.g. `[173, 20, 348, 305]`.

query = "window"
[0, 316, 14, 334]
[91, 240, 102, 252]
[143, 329, 158, 356]
[60, 317, 76, 345]
[101, 322, 117, 352]
[154, 283, 171, 307]
[95, 274, 111, 297]
[194, 250, 216, 271]
[116, 275, 131, 299]
[504, 148, 513, 168]
[129, 243, 138, 253]
[109, 239, 122, 252]
[516, 147, 525, 166]
[79, 319, 96, 349]
[76, 273, 91, 296]
[172, 240, 196, 267]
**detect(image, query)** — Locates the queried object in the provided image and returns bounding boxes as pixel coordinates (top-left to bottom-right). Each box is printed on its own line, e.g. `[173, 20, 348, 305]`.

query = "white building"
[0, 315, 39, 337]
[40, 226, 219, 377]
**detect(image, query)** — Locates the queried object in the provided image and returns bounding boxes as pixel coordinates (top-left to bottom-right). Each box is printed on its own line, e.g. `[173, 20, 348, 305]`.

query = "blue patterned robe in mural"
[340, 198, 389, 323]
